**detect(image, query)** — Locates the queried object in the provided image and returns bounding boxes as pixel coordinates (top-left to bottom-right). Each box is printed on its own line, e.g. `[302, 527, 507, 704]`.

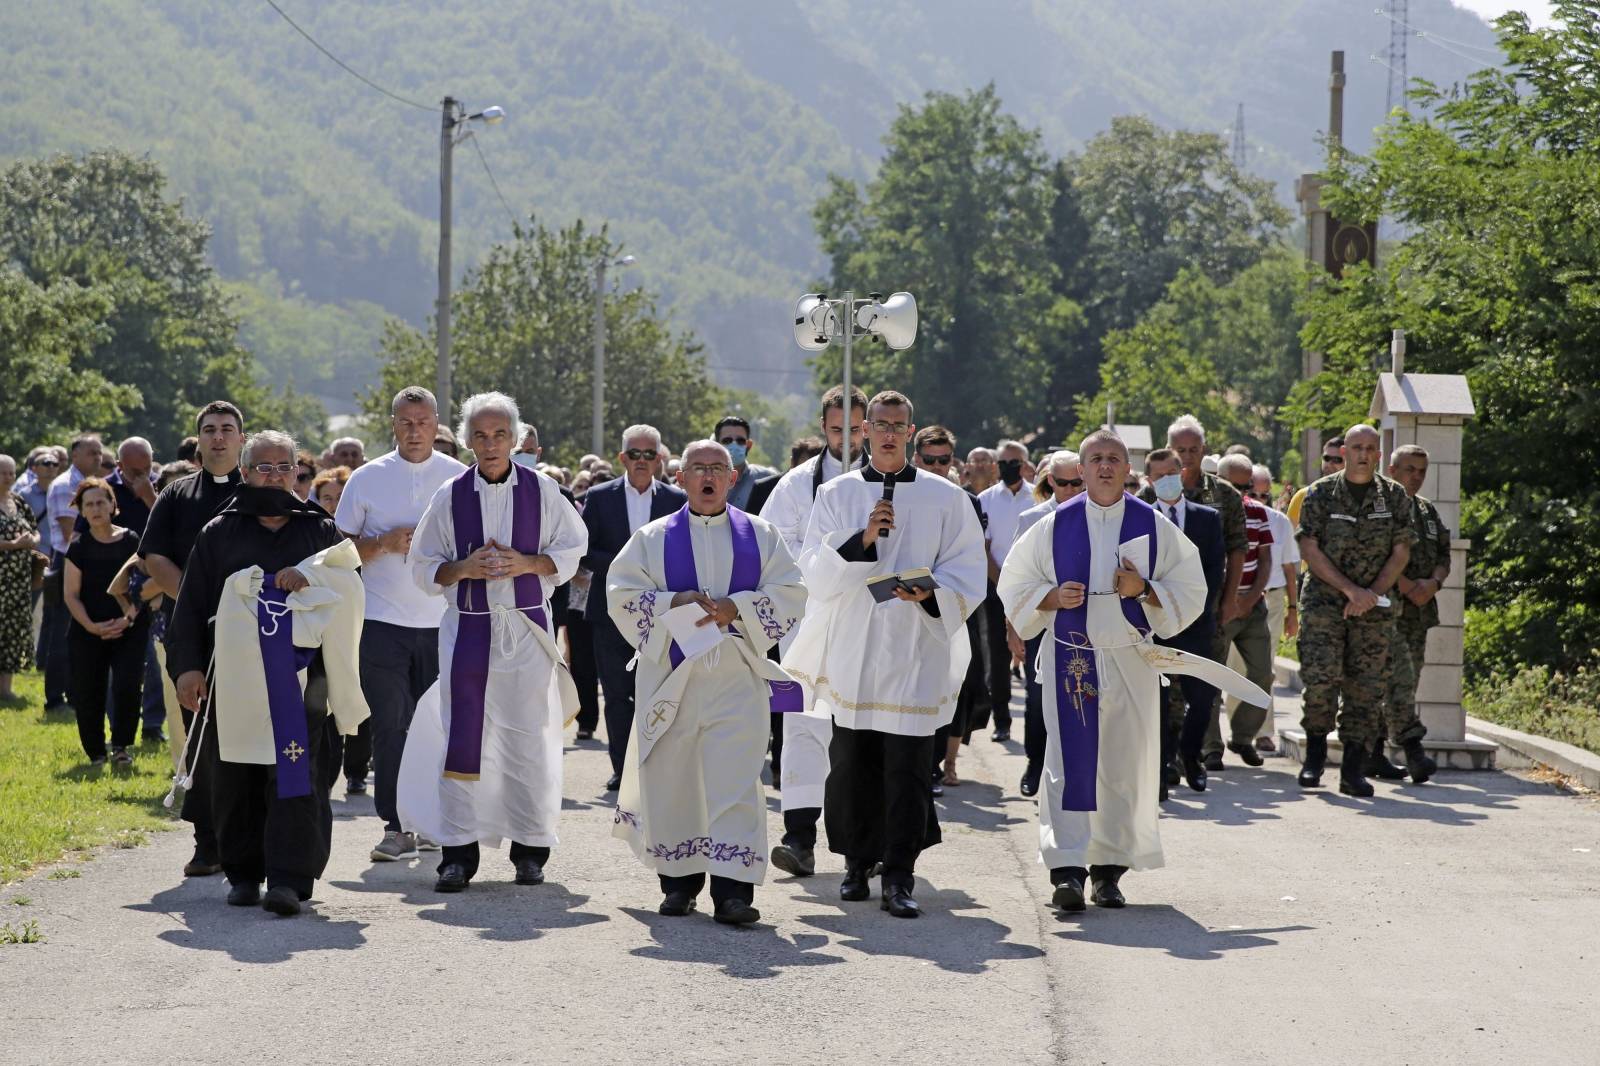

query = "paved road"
[5, 692, 1598, 1065]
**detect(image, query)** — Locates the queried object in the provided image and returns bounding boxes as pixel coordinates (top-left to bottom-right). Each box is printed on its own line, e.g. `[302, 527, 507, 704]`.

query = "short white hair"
[1167, 414, 1206, 442]
[330, 436, 365, 451]
[458, 391, 521, 443]
[241, 430, 298, 468]
[1251, 463, 1272, 483]
[621, 424, 662, 450]
[1218, 454, 1253, 480]
[996, 439, 1027, 458]
[1048, 450, 1080, 471]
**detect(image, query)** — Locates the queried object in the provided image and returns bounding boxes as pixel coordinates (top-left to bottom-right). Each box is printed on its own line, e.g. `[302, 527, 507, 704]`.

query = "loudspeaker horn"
[793, 294, 833, 351]
[856, 291, 917, 350]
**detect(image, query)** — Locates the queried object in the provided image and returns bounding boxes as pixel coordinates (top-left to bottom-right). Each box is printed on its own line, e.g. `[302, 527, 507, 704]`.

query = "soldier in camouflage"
[1294, 425, 1416, 797]
[1140, 415, 1249, 777]
[1376, 444, 1450, 784]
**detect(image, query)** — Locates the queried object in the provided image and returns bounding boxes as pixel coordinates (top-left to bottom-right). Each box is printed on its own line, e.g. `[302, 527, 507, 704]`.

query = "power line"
[261, 0, 434, 112]
[467, 134, 519, 228]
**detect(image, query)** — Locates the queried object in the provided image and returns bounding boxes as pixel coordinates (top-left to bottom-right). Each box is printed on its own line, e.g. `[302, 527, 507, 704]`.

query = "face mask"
[1153, 473, 1184, 502]
[998, 458, 1023, 485]
[724, 442, 748, 466]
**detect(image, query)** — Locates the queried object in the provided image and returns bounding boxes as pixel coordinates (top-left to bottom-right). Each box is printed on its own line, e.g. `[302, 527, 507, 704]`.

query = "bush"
[1464, 664, 1600, 758]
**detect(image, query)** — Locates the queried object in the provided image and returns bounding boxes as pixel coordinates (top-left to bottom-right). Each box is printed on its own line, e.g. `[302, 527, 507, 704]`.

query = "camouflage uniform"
[1383, 494, 1452, 744]
[1296, 472, 1416, 747]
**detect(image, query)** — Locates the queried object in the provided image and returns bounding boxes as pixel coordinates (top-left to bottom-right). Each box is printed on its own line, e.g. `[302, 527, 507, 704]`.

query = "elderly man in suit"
[1145, 448, 1226, 798]
[581, 425, 689, 791]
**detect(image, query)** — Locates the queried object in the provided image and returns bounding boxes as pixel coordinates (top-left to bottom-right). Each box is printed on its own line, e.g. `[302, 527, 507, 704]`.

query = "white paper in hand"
[665, 602, 726, 661]
[1119, 534, 1152, 579]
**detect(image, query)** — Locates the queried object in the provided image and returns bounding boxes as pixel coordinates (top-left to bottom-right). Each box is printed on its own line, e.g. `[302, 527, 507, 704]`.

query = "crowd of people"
[0, 383, 1452, 923]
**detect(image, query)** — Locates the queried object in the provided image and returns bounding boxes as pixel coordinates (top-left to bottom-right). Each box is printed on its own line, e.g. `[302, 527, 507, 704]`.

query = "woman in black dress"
[62, 477, 148, 766]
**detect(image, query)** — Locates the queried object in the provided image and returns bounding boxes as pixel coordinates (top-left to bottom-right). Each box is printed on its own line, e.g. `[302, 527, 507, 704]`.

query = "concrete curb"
[1464, 715, 1600, 791]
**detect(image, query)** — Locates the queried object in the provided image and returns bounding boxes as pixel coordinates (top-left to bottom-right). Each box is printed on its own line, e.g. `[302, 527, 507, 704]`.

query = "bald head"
[1342, 424, 1382, 483]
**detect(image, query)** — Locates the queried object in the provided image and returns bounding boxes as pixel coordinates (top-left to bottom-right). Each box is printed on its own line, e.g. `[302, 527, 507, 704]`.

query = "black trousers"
[782, 806, 820, 850]
[565, 617, 601, 732]
[213, 707, 333, 899]
[1157, 640, 1221, 767]
[1023, 633, 1046, 770]
[661, 871, 753, 905]
[984, 586, 1012, 730]
[825, 725, 939, 886]
[68, 624, 145, 760]
[439, 841, 549, 880]
[360, 620, 440, 832]
[179, 702, 219, 861]
[593, 619, 637, 774]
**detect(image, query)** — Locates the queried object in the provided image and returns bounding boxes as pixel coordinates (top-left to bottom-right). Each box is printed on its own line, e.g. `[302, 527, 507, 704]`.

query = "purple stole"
[660, 505, 803, 713]
[1050, 493, 1157, 811]
[256, 572, 316, 799]
[446, 466, 548, 780]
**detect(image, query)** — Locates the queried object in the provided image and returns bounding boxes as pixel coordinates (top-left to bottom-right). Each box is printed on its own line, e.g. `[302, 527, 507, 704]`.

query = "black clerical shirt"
[838, 463, 940, 617]
[165, 486, 344, 681]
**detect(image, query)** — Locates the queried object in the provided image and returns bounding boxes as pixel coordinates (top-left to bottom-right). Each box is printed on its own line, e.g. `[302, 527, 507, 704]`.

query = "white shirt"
[335, 447, 466, 627]
[624, 479, 656, 534]
[978, 480, 1036, 564]
[1154, 495, 1186, 532]
[1264, 506, 1299, 590]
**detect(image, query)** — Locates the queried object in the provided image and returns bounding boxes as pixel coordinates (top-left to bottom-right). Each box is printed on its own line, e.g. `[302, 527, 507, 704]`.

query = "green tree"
[811, 85, 1072, 442]
[0, 150, 317, 452]
[366, 219, 729, 465]
[1291, 3, 1600, 675]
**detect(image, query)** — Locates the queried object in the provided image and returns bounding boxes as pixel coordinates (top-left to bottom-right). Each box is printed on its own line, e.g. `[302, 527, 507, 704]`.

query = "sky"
[1452, 1, 1556, 26]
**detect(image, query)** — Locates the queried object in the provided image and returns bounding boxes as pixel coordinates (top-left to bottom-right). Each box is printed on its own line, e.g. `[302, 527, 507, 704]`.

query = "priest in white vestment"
[757, 384, 865, 880]
[402, 392, 587, 893]
[783, 390, 986, 918]
[997, 429, 1207, 912]
[606, 440, 806, 924]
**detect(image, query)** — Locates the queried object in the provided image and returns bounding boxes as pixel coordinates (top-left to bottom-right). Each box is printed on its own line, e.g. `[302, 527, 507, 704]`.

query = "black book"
[865, 567, 940, 604]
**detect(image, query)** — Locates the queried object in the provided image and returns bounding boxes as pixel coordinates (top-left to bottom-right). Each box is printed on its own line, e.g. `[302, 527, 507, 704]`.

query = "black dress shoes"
[929, 769, 944, 797]
[1181, 753, 1208, 792]
[185, 852, 222, 878]
[1203, 751, 1225, 772]
[434, 863, 470, 893]
[226, 882, 261, 907]
[1226, 740, 1264, 767]
[770, 844, 815, 878]
[991, 729, 1012, 743]
[1020, 763, 1041, 797]
[514, 858, 546, 885]
[1163, 760, 1181, 787]
[1051, 874, 1086, 913]
[604, 772, 622, 792]
[840, 866, 872, 901]
[713, 898, 761, 925]
[575, 729, 594, 741]
[881, 884, 921, 918]
[1090, 878, 1126, 909]
[261, 885, 302, 917]
[659, 891, 697, 916]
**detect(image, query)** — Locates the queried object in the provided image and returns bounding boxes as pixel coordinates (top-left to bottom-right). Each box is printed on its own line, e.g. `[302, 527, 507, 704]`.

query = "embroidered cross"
[647, 705, 669, 729]
[282, 740, 306, 763]
[1064, 649, 1096, 725]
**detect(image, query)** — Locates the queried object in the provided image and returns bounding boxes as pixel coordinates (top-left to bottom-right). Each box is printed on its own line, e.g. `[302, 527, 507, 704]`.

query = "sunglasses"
[718, 436, 748, 447]
[917, 453, 953, 466]
[251, 462, 297, 475]
[624, 449, 659, 461]
[1053, 477, 1084, 489]
[1322, 454, 1344, 465]
[33, 459, 60, 468]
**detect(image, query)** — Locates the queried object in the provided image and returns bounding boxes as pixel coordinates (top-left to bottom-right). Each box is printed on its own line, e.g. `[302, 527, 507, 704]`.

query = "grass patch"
[47, 870, 80, 880]
[0, 920, 45, 944]
[1465, 664, 1600, 759]
[0, 672, 179, 883]
[1278, 634, 1298, 662]
[11, 896, 31, 906]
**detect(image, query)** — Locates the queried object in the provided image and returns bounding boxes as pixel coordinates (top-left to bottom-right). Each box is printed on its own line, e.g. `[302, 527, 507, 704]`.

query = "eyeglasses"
[717, 436, 748, 447]
[1052, 477, 1084, 489]
[250, 463, 297, 475]
[917, 453, 953, 467]
[869, 420, 911, 435]
[685, 463, 730, 477]
[1322, 454, 1344, 465]
[32, 459, 60, 468]
[624, 449, 659, 461]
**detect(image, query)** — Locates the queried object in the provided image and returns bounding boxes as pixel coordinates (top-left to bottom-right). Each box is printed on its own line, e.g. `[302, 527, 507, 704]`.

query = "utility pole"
[1232, 103, 1246, 171]
[1295, 52, 1346, 486]
[592, 259, 607, 455]
[436, 96, 457, 427]
[1386, 0, 1410, 115]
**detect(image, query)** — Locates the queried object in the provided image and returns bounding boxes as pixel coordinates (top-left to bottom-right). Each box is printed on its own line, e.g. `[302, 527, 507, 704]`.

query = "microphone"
[880, 470, 896, 540]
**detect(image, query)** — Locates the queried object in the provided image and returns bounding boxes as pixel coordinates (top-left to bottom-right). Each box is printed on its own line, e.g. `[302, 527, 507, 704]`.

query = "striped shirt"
[1239, 495, 1275, 592]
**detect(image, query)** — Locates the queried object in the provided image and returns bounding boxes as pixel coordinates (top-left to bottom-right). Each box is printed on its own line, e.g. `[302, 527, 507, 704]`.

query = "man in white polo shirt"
[335, 386, 466, 862]
[975, 439, 1035, 742]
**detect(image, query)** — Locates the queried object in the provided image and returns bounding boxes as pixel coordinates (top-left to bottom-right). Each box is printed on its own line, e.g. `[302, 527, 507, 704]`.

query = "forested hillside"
[0, 0, 1500, 415]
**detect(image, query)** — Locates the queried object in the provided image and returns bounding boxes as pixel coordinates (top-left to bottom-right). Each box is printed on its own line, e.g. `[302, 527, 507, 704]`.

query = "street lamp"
[792, 291, 918, 469]
[592, 253, 638, 454]
[436, 97, 507, 426]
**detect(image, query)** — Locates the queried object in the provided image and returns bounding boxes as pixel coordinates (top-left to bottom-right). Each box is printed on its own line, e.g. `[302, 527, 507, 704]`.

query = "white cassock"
[784, 466, 986, 737]
[760, 450, 846, 809]
[606, 508, 806, 885]
[398, 465, 587, 849]
[997, 496, 1206, 871]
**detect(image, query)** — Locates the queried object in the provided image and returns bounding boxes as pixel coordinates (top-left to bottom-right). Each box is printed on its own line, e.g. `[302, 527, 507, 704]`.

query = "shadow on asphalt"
[127, 883, 369, 963]
[1162, 766, 1532, 828]
[1053, 904, 1314, 961]
[326, 861, 609, 941]
[620, 906, 845, 979]
[936, 779, 1029, 831]
[796, 887, 1046, 974]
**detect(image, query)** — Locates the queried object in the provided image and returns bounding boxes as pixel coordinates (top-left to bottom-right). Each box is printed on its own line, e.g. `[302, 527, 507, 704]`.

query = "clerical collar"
[687, 507, 729, 524]
[477, 463, 513, 485]
[208, 469, 240, 485]
[1086, 493, 1126, 512]
[862, 462, 913, 483]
